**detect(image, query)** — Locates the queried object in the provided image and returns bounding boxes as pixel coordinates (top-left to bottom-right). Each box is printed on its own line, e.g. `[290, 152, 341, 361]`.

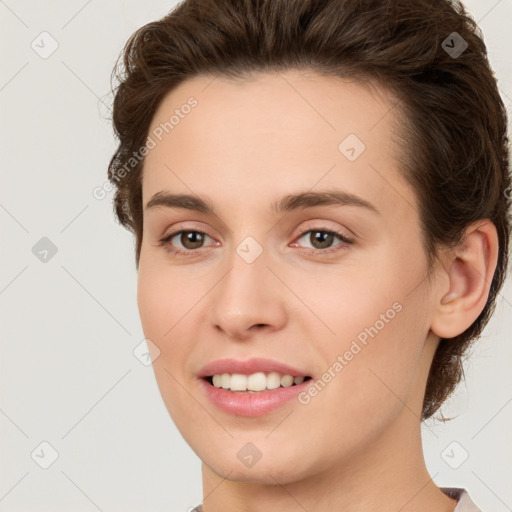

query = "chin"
[197, 437, 316, 485]
[207, 458, 304, 484]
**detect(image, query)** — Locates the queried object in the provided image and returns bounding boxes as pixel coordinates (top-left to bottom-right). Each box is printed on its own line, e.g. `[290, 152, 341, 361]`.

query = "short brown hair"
[107, 0, 511, 420]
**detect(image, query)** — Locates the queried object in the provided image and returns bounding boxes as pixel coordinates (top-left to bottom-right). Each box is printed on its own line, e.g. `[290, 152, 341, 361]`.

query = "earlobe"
[430, 220, 498, 339]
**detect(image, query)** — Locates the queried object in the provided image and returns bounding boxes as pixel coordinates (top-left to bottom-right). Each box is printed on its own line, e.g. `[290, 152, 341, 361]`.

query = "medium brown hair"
[107, 0, 511, 420]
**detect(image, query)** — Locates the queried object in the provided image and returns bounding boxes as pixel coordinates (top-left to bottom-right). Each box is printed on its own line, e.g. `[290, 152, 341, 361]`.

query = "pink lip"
[198, 378, 312, 416]
[197, 357, 310, 378]
[197, 358, 313, 417]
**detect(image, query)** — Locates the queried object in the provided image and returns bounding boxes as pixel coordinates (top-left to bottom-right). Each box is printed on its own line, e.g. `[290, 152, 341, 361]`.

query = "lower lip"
[199, 378, 311, 416]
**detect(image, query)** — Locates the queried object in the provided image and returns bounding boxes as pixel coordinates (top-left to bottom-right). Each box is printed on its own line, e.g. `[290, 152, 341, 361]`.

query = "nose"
[208, 246, 287, 340]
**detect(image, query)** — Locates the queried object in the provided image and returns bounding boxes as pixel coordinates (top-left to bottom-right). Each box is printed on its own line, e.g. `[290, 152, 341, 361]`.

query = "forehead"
[146, 70, 400, 153]
[142, 69, 414, 217]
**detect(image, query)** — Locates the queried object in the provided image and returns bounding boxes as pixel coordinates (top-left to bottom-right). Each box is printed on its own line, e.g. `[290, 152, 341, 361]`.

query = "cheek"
[136, 256, 199, 341]
[136, 259, 190, 387]
[136, 271, 167, 345]
[287, 296, 428, 465]
[292, 250, 430, 420]
[136, 261, 201, 423]
[136, 256, 218, 391]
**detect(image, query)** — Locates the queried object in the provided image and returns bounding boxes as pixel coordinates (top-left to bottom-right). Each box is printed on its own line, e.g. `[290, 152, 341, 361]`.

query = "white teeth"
[280, 374, 294, 387]
[210, 372, 308, 392]
[220, 373, 231, 389]
[267, 372, 281, 389]
[230, 374, 247, 391]
[247, 372, 267, 391]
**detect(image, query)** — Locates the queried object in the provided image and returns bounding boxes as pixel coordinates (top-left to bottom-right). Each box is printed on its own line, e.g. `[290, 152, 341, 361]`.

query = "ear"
[430, 219, 499, 339]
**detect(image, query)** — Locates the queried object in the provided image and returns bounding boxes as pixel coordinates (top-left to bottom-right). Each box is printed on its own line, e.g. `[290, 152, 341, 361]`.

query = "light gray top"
[189, 487, 482, 511]
[442, 487, 482, 512]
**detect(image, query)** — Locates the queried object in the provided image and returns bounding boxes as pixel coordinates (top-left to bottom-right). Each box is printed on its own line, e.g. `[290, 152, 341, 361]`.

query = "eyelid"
[290, 219, 354, 242]
[160, 221, 215, 240]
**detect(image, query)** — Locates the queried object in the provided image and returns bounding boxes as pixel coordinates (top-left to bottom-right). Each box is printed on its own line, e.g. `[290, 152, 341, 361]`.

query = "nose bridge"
[209, 236, 286, 337]
[218, 237, 269, 314]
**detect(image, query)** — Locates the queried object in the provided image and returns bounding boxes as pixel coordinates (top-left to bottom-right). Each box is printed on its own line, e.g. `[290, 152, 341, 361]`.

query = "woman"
[107, 0, 510, 510]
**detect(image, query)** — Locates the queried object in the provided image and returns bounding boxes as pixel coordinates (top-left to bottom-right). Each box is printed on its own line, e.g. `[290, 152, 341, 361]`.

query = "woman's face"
[137, 70, 441, 483]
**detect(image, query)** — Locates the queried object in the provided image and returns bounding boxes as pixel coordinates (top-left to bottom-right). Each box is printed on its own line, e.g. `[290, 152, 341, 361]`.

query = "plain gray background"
[1, 1, 511, 511]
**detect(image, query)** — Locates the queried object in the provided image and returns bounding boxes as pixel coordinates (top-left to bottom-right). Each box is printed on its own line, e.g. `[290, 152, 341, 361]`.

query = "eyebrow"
[145, 189, 380, 216]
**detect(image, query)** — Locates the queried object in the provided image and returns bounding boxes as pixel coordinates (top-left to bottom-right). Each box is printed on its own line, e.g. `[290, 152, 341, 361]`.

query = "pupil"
[182, 231, 203, 249]
[312, 231, 333, 249]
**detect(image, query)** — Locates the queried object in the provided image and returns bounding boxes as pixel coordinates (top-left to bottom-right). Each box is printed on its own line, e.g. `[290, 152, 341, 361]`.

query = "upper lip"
[198, 358, 311, 378]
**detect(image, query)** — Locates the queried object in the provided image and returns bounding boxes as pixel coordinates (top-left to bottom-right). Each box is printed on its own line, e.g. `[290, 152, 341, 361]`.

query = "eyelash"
[158, 227, 354, 256]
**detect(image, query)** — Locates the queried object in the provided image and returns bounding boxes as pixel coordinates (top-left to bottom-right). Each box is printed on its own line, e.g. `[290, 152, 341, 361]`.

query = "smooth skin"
[136, 69, 498, 512]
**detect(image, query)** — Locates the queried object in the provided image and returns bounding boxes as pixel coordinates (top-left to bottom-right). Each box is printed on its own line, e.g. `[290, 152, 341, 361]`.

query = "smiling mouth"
[204, 373, 313, 393]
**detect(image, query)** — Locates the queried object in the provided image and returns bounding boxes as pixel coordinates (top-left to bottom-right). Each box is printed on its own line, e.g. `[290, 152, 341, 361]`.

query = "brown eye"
[293, 228, 354, 254]
[309, 230, 335, 249]
[179, 231, 206, 249]
[160, 229, 214, 253]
